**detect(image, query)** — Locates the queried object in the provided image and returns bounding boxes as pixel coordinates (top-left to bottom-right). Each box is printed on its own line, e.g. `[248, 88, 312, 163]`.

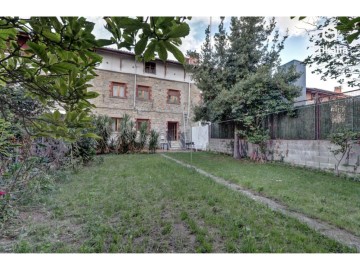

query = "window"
[110, 82, 127, 98]
[136, 119, 150, 131]
[145, 62, 156, 74]
[111, 117, 122, 132]
[167, 89, 180, 104]
[137, 85, 151, 100]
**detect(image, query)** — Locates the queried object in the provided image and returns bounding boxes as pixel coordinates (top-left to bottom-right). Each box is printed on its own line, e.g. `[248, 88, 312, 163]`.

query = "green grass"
[3, 154, 354, 253]
[168, 152, 360, 237]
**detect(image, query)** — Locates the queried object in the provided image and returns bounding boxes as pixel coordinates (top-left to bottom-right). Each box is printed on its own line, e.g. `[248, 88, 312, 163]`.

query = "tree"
[329, 129, 360, 176]
[299, 16, 360, 88]
[187, 25, 218, 122]
[189, 17, 301, 160]
[0, 16, 191, 142]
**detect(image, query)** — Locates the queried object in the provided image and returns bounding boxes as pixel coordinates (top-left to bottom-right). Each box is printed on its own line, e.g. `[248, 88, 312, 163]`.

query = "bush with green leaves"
[0, 118, 16, 159]
[71, 137, 97, 165]
[149, 129, 160, 154]
[116, 114, 137, 154]
[92, 115, 112, 154]
[0, 148, 55, 225]
[137, 121, 148, 152]
[329, 129, 360, 176]
[115, 114, 158, 154]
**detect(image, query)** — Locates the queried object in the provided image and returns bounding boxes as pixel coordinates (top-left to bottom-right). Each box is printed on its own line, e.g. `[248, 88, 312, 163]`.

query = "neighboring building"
[281, 59, 347, 106]
[305, 86, 346, 104]
[90, 47, 201, 148]
[280, 60, 307, 105]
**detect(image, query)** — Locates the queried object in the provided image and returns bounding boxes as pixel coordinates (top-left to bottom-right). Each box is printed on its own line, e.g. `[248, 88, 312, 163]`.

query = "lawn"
[167, 152, 360, 237]
[1, 154, 354, 253]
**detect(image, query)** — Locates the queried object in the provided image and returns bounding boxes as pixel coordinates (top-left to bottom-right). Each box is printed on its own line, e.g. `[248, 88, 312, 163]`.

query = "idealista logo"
[315, 26, 348, 56]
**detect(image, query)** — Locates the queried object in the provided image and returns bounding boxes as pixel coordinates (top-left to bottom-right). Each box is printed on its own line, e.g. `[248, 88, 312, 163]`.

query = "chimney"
[185, 56, 198, 65]
[334, 86, 342, 93]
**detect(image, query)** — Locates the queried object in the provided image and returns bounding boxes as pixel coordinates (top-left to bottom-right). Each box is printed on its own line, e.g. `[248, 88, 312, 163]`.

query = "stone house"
[90, 47, 201, 149]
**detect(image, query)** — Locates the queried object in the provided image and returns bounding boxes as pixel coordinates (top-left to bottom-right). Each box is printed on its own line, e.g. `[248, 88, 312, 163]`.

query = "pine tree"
[187, 25, 218, 121]
[191, 16, 301, 160]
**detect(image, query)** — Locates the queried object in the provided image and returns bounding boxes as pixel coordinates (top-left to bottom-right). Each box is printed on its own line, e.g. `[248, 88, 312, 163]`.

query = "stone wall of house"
[90, 69, 201, 139]
[208, 138, 360, 175]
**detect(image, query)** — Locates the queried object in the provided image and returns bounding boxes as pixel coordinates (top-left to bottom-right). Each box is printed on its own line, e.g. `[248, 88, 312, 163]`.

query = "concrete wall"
[208, 138, 234, 155]
[208, 138, 360, 175]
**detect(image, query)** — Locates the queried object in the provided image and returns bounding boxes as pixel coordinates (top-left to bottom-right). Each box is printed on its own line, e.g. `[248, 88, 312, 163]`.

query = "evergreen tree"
[187, 25, 218, 121]
[213, 17, 228, 90]
[190, 16, 301, 160]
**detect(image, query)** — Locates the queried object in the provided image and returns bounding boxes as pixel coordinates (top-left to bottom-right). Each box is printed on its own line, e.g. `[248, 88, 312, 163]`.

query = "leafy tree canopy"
[295, 16, 360, 88]
[188, 17, 300, 147]
[0, 16, 191, 142]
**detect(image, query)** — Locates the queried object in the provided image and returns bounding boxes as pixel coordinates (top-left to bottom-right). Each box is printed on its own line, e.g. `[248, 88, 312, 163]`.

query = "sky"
[88, 16, 356, 93]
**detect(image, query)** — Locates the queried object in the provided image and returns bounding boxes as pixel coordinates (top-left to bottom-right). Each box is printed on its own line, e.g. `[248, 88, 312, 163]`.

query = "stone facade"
[90, 49, 201, 141]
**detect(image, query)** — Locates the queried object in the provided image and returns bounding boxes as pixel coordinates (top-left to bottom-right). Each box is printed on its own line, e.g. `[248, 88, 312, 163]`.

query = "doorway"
[167, 122, 178, 141]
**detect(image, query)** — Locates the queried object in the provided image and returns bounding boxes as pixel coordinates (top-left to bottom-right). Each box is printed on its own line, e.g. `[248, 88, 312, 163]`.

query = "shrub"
[149, 129, 159, 153]
[0, 155, 65, 228]
[329, 129, 360, 176]
[93, 115, 112, 154]
[116, 114, 137, 154]
[137, 122, 148, 152]
[108, 138, 117, 153]
[71, 136, 97, 165]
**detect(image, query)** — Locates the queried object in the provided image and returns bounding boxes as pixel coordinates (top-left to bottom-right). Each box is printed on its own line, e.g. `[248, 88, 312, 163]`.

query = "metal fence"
[210, 95, 360, 140]
[266, 95, 360, 140]
[210, 121, 235, 139]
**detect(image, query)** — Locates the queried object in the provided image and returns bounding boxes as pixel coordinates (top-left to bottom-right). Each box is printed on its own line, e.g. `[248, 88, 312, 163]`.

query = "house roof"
[95, 47, 184, 66]
[306, 87, 345, 96]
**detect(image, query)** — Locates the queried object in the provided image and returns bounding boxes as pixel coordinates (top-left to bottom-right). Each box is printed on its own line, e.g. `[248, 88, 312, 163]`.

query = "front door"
[167, 122, 178, 141]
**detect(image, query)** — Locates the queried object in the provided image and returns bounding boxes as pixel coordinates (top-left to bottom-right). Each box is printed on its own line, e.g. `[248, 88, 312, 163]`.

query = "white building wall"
[97, 50, 194, 84]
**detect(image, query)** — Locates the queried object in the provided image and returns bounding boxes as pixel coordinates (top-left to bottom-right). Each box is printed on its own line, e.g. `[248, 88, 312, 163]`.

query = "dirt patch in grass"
[171, 222, 196, 252]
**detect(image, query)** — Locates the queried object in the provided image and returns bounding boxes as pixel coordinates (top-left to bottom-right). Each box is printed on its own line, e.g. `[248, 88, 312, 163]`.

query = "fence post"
[315, 93, 322, 140]
[353, 97, 355, 132]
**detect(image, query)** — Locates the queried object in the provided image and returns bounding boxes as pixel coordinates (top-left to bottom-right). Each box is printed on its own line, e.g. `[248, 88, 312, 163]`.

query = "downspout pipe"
[188, 77, 191, 144]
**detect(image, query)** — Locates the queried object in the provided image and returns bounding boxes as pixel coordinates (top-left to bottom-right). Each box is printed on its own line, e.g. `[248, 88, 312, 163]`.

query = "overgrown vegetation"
[93, 115, 112, 154]
[0, 155, 352, 253]
[149, 130, 160, 154]
[187, 17, 301, 161]
[115, 114, 159, 154]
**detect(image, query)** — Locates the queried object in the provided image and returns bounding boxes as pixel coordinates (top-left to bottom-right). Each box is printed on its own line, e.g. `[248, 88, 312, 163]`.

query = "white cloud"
[188, 16, 223, 26]
[88, 17, 111, 40]
[178, 20, 206, 59]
